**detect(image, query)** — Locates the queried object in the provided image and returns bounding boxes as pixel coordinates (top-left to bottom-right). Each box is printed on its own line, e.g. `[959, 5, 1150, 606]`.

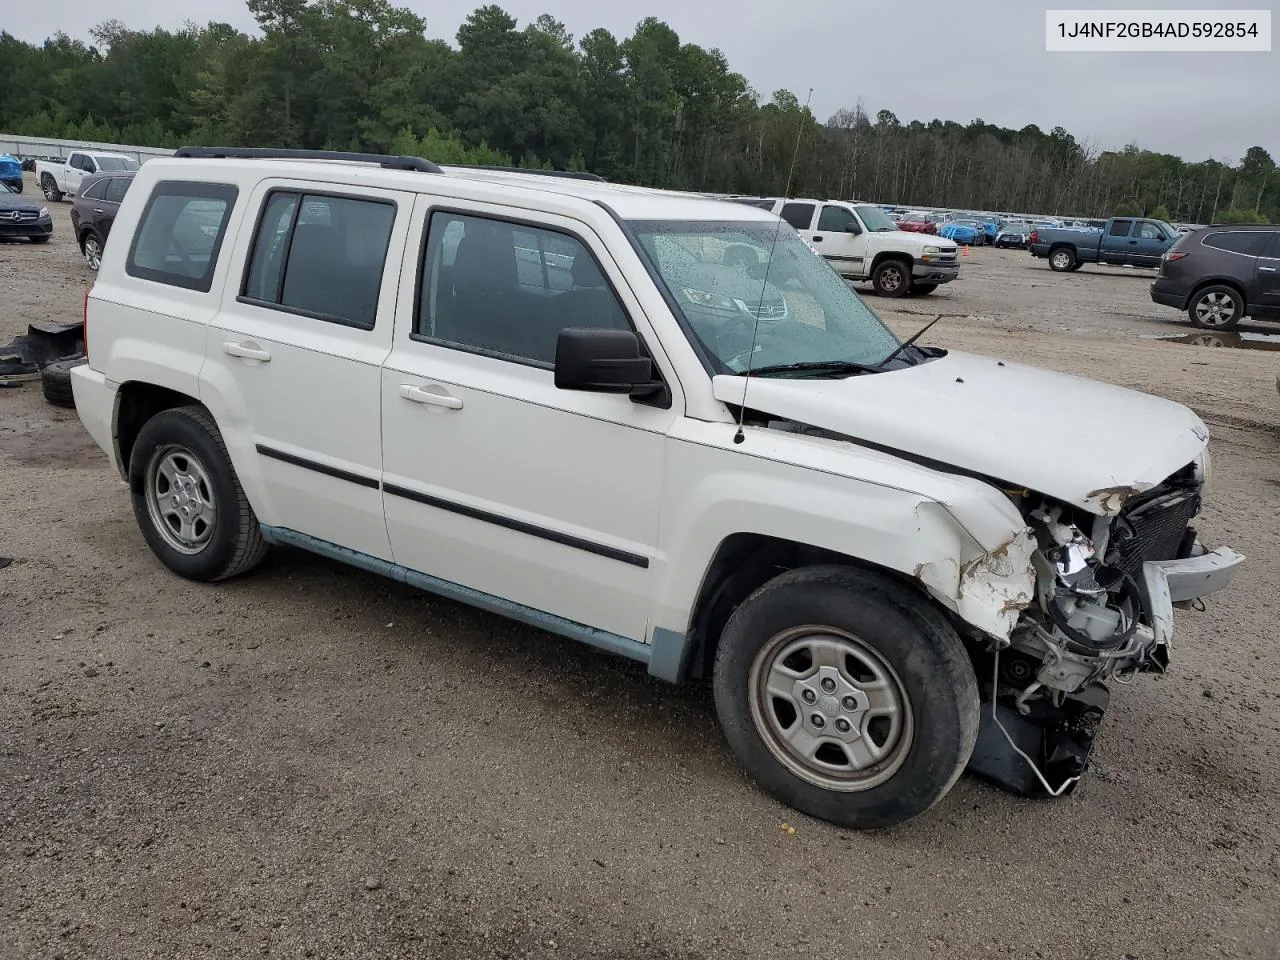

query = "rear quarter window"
[1203, 231, 1271, 257]
[126, 181, 238, 292]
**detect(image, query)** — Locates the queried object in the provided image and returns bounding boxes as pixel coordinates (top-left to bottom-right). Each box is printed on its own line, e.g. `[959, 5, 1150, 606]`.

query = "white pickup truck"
[71, 147, 1242, 829]
[36, 150, 139, 201]
[729, 197, 960, 297]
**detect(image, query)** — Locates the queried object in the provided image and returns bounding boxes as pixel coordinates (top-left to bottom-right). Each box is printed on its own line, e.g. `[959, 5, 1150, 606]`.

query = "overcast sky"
[5, 0, 1277, 163]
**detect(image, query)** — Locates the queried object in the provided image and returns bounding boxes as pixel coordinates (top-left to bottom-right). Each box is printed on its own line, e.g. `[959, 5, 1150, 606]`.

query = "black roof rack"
[459, 164, 606, 182]
[173, 146, 443, 174]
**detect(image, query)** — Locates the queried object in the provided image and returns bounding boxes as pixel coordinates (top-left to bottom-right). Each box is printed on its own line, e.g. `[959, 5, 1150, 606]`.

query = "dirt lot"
[3, 175, 1278, 959]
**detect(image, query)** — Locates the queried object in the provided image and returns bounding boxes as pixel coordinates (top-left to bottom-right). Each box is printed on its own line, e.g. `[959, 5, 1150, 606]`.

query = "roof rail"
[458, 164, 606, 182]
[173, 146, 443, 174]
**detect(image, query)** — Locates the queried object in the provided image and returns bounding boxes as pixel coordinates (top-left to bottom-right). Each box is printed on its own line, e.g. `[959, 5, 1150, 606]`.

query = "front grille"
[746, 298, 788, 321]
[1110, 485, 1200, 581]
[1, 210, 38, 222]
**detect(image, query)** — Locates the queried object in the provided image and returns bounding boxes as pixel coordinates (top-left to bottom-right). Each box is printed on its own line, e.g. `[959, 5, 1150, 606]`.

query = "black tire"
[1188, 284, 1244, 331]
[871, 258, 912, 297]
[128, 406, 269, 582]
[910, 283, 938, 296]
[713, 565, 980, 830]
[40, 356, 86, 407]
[40, 174, 63, 202]
[30, 235, 50, 244]
[1048, 246, 1076, 272]
[1067, 262, 1082, 271]
[81, 230, 104, 270]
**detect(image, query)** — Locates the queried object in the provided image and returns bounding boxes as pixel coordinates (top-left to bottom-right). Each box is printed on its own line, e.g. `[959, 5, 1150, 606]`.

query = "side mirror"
[555, 328, 652, 394]
[845, 223, 862, 235]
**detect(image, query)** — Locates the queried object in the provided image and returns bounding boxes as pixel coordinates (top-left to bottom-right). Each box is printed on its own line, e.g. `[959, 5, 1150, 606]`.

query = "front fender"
[655, 422, 1036, 643]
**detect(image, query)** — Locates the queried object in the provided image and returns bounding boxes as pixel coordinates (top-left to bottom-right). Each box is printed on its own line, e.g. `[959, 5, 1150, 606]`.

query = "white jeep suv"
[72, 147, 1244, 829]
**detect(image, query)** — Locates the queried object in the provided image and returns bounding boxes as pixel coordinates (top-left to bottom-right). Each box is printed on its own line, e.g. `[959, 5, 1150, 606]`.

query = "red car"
[897, 215, 937, 235]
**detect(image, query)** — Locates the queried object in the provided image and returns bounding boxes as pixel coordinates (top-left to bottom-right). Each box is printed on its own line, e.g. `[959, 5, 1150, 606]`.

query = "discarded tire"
[41, 356, 87, 408]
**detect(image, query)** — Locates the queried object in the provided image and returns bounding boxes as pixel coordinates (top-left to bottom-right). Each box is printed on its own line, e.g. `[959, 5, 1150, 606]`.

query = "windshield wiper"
[737, 360, 882, 378]
[875, 313, 944, 368]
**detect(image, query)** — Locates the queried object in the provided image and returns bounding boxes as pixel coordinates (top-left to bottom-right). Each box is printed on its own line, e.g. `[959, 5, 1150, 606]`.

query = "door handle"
[1129, 240, 1138, 245]
[400, 383, 463, 410]
[1260, 266, 1277, 272]
[222, 340, 271, 362]
[93, 208, 104, 214]
[811, 235, 823, 242]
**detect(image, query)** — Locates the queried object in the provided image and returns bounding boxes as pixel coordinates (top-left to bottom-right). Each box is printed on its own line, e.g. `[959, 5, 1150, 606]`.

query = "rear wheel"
[82, 231, 103, 270]
[871, 259, 911, 297]
[129, 406, 268, 582]
[1188, 285, 1244, 330]
[1049, 247, 1076, 271]
[40, 174, 63, 202]
[713, 566, 980, 829]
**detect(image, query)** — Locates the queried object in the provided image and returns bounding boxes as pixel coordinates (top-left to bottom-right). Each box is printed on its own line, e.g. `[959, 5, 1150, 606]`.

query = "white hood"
[713, 350, 1209, 516]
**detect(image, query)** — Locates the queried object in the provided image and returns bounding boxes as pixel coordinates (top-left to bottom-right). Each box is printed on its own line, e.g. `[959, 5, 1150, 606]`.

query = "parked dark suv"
[1150, 225, 1280, 330]
[69, 171, 136, 270]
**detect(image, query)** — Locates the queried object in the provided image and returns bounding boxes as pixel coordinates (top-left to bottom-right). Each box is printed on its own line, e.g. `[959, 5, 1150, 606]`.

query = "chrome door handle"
[1260, 266, 1277, 272]
[399, 383, 463, 410]
[93, 208, 104, 213]
[222, 340, 271, 362]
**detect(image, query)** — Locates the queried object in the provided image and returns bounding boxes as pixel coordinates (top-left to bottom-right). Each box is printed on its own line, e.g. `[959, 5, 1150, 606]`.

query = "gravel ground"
[2, 175, 1278, 959]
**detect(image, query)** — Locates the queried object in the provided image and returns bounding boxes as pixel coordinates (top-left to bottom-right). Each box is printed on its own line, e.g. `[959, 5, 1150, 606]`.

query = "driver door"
[810, 204, 867, 277]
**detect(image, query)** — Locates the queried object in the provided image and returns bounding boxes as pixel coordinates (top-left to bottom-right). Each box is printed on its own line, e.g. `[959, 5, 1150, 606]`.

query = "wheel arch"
[1186, 276, 1249, 313]
[681, 533, 923, 683]
[114, 381, 203, 484]
[869, 250, 912, 275]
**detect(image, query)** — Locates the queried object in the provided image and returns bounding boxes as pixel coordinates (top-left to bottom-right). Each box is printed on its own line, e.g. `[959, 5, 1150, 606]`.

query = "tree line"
[1, 0, 1274, 224]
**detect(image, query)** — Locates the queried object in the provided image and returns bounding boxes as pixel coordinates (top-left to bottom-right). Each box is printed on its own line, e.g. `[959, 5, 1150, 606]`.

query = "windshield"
[629, 219, 901, 374]
[96, 157, 139, 172]
[853, 205, 898, 232]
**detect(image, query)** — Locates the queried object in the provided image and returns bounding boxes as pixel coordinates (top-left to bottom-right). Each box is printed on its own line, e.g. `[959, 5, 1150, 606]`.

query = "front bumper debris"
[1153, 546, 1245, 603]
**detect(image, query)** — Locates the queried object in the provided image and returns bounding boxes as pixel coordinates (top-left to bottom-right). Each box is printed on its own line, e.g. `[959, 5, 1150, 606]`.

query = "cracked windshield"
[630, 220, 901, 374]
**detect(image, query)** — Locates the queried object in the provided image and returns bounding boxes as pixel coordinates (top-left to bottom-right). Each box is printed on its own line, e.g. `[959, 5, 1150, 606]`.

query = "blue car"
[0, 154, 22, 193]
[939, 219, 984, 245]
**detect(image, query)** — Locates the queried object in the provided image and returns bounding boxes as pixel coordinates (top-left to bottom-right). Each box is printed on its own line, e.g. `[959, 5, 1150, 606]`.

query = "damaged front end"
[966, 459, 1244, 797]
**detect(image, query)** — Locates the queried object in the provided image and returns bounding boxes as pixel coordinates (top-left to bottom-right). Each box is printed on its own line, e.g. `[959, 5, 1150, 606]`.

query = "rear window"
[1203, 231, 1272, 257]
[780, 202, 815, 230]
[127, 181, 238, 292]
[241, 190, 396, 330]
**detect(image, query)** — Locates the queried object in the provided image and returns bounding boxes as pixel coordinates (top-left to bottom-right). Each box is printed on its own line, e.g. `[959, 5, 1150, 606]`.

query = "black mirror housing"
[555, 328, 652, 393]
[846, 223, 862, 234]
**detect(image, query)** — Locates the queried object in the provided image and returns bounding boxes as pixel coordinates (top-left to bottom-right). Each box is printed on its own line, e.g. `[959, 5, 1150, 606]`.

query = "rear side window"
[241, 190, 396, 330]
[103, 178, 130, 204]
[1108, 219, 1133, 237]
[81, 179, 107, 201]
[127, 181, 238, 292]
[780, 202, 815, 230]
[1203, 231, 1271, 256]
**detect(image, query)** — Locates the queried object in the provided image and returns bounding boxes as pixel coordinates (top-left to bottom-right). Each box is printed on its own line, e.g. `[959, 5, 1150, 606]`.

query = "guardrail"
[0, 133, 171, 164]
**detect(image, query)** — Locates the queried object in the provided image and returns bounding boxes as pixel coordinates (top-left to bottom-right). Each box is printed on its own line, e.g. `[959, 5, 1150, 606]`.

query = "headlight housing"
[39, 206, 50, 219]
[1194, 447, 1212, 495]
[681, 287, 742, 314]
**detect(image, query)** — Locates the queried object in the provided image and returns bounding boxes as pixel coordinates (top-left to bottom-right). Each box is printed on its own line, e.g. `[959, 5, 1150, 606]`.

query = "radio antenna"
[733, 86, 813, 445]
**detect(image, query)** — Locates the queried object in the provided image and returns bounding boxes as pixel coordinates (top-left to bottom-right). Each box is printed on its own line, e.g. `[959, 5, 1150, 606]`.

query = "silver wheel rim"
[748, 626, 913, 792]
[42, 179, 56, 200]
[1051, 251, 1071, 269]
[1195, 291, 1235, 327]
[84, 237, 101, 270]
[880, 267, 903, 292]
[145, 444, 218, 555]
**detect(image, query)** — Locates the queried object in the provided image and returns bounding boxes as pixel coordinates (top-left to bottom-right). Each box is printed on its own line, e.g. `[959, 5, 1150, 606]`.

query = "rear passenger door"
[379, 198, 678, 642]
[99, 176, 130, 240]
[1252, 231, 1280, 313]
[202, 182, 412, 560]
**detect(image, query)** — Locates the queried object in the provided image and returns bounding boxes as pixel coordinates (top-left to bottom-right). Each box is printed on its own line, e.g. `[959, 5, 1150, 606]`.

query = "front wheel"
[1188, 284, 1244, 330]
[871, 259, 911, 297]
[129, 406, 268, 582]
[910, 283, 938, 296]
[713, 566, 980, 829]
[1049, 247, 1076, 272]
